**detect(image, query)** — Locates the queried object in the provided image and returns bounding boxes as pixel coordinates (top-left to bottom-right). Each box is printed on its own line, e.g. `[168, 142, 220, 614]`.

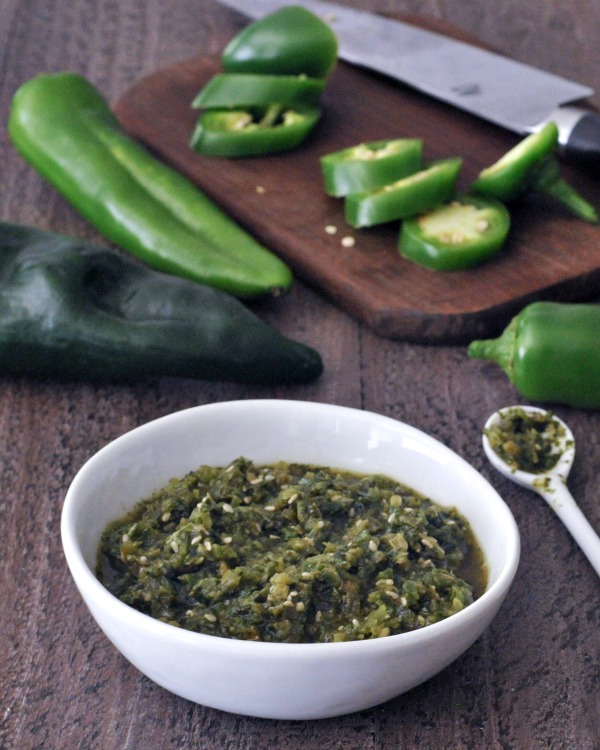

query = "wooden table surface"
[1, 1, 599, 748]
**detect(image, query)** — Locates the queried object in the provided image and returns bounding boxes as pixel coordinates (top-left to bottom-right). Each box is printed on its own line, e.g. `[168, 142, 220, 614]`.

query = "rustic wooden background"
[1, 1, 599, 749]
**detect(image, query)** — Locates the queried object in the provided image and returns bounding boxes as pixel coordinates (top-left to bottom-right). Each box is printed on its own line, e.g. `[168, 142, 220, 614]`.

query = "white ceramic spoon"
[483, 405, 600, 578]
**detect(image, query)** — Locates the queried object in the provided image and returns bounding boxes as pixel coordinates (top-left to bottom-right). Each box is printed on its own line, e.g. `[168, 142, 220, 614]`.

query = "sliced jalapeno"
[190, 104, 321, 158]
[344, 157, 462, 228]
[192, 73, 326, 109]
[471, 121, 598, 223]
[398, 195, 511, 271]
[221, 6, 338, 80]
[320, 138, 423, 197]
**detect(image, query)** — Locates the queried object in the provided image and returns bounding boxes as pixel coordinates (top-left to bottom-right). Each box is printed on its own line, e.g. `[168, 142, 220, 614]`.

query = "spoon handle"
[540, 479, 600, 578]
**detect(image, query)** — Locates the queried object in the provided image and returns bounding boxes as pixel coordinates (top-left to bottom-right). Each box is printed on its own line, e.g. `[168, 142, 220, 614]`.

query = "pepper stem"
[530, 156, 599, 223]
[467, 315, 519, 382]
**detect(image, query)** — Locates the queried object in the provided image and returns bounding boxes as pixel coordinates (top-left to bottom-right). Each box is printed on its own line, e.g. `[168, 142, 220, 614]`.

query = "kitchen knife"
[217, 0, 600, 166]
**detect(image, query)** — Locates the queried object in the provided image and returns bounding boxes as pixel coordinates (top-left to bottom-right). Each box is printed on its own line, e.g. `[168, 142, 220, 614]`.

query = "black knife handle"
[559, 109, 600, 170]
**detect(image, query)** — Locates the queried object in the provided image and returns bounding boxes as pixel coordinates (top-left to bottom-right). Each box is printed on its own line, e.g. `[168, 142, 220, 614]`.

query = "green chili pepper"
[468, 301, 600, 408]
[8, 72, 293, 299]
[0, 222, 323, 384]
[398, 195, 511, 271]
[221, 6, 338, 80]
[190, 105, 321, 158]
[192, 73, 325, 109]
[471, 122, 598, 223]
[320, 139, 423, 197]
[345, 158, 463, 228]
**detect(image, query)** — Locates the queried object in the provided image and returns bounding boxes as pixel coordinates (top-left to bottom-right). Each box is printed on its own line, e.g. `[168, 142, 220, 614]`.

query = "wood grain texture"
[114, 44, 600, 343]
[1, 2, 599, 749]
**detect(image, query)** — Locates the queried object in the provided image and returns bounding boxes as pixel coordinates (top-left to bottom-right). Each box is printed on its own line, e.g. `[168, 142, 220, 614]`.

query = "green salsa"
[485, 407, 568, 473]
[97, 458, 487, 643]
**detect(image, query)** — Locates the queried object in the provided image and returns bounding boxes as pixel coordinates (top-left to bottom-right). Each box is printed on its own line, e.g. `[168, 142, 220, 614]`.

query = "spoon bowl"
[483, 405, 600, 578]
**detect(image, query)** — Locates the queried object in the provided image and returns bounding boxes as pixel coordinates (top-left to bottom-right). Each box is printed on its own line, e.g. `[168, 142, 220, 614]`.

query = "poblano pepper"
[0, 222, 323, 384]
[8, 72, 292, 298]
[468, 301, 600, 408]
[470, 122, 598, 223]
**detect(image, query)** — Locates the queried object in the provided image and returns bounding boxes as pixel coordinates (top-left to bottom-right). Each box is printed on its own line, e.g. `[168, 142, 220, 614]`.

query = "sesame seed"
[204, 540, 212, 551]
[191, 535, 201, 545]
[204, 613, 217, 622]
[368, 540, 378, 552]
[222, 503, 234, 514]
[255, 185, 266, 194]
[288, 493, 298, 504]
[223, 536, 233, 544]
[341, 235, 355, 248]
[161, 512, 171, 523]
[296, 601, 305, 612]
[325, 224, 337, 235]
[264, 505, 276, 512]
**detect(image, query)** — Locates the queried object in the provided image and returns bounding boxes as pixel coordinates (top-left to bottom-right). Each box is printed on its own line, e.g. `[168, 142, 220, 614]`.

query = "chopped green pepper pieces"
[190, 104, 321, 158]
[320, 138, 423, 197]
[468, 301, 600, 408]
[0, 222, 323, 384]
[192, 73, 326, 109]
[471, 122, 598, 223]
[221, 6, 338, 80]
[345, 157, 463, 228]
[8, 72, 293, 298]
[398, 195, 511, 271]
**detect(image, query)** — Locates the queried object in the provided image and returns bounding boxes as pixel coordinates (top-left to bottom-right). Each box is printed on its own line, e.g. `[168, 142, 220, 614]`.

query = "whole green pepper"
[468, 301, 600, 408]
[221, 6, 338, 80]
[0, 222, 323, 384]
[471, 122, 598, 223]
[190, 104, 321, 158]
[8, 72, 293, 298]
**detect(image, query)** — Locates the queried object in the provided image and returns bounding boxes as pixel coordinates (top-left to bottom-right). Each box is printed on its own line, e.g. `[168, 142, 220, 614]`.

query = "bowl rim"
[61, 399, 520, 655]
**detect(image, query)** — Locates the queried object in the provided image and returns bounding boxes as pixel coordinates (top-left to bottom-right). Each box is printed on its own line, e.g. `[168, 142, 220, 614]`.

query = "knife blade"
[218, 0, 600, 166]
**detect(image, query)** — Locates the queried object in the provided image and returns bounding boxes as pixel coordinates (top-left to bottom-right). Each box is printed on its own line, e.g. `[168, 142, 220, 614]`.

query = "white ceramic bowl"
[61, 399, 520, 720]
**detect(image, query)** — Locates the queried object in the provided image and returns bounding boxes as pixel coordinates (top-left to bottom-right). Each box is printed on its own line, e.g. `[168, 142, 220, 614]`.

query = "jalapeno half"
[192, 73, 326, 109]
[190, 104, 321, 158]
[320, 138, 423, 197]
[221, 6, 338, 80]
[471, 121, 598, 223]
[345, 157, 462, 228]
[398, 195, 511, 271]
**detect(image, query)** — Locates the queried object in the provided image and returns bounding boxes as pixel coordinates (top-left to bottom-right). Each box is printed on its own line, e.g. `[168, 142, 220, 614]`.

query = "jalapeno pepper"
[345, 157, 463, 228]
[221, 6, 338, 80]
[0, 222, 323, 384]
[468, 301, 600, 408]
[8, 72, 293, 298]
[320, 139, 423, 197]
[471, 122, 598, 223]
[190, 104, 321, 158]
[398, 195, 511, 271]
[192, 73, 326, 109]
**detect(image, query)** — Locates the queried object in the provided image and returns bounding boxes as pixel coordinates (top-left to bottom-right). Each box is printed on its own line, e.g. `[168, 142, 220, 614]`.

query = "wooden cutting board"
[114, 17, 600, 343]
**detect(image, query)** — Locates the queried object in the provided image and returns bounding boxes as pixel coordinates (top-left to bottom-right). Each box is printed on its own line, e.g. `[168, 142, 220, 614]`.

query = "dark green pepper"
[0, 222, 323, 384]
[398, 195, 511, 271]
[471, 122, 598, 223]
[320, 139, 423, 197]
[221, 6, 338, 80]
[192, 73, 326, 109]
[468, 301, 600, 408]
[345, 158, 463, 228]
[190, 105, 321, 158]
[8, 72, 292, 298]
